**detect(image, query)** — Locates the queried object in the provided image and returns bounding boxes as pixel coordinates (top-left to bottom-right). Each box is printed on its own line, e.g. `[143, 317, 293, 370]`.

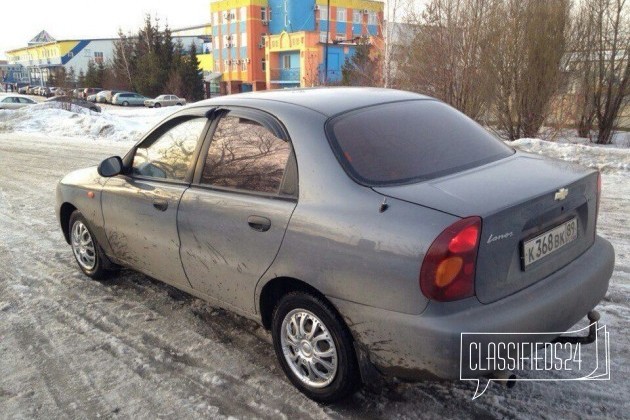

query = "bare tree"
[487, 0, 571, 140]
[573, 0, 629, 144]
[396, 0, 497, 120]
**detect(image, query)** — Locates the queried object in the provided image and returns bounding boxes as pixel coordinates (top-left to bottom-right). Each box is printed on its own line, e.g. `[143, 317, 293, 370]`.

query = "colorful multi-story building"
[5, 28, 210, 88]
[210, 0, 384, 93]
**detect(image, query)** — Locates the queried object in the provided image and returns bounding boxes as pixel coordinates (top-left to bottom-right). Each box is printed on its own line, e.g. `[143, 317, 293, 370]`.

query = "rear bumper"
[331, 236, 614, 381]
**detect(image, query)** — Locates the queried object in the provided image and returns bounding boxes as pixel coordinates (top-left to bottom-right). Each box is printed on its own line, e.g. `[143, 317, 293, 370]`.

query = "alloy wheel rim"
[71, 221, 96, 270]
[280, 309, 338, 388]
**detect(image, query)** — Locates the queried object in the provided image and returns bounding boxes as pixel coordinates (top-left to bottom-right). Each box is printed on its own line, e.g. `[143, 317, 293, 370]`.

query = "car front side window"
[132, 118, 206, 181]
[200, 115, 292, 195]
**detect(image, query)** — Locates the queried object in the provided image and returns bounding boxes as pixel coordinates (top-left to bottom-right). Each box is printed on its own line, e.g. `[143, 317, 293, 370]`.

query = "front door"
[102, 116, 208, 289]
[178, 109, 298, 312]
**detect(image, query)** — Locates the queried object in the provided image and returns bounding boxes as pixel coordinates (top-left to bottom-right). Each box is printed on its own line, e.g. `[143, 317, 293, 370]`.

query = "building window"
[261, 7, 267, 21]
[213, 12, 219, 25]
[241, 32, 247, 47]
[337, 7, 347, 22]
[320, 31, 328, 43]
[94, 51, 104, 64]
[240, 6, 247, 21]
[336, 34, 345, 42]
[262, 59, 266, 72]
[320, 5, 328, 20]
[283, 55, 291, 69]
[241, 60, 248, 71]
[368, 11, 378, 25]
[353, 10, 362, 24]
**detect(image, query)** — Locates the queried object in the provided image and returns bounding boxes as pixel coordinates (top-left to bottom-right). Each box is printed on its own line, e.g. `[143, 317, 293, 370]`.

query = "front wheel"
[272, 292, 360, 403]
[122, 101, 129, 106]
[69, 211, 109, 279]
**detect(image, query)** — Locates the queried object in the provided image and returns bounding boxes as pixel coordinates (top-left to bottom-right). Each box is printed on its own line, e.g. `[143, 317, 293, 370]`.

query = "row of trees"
[342, 0, 628, 144]
[50, 16, 204, 101]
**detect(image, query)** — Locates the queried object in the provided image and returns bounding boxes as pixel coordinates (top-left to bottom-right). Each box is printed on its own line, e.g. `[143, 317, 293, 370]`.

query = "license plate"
[522, 218, 578, 268]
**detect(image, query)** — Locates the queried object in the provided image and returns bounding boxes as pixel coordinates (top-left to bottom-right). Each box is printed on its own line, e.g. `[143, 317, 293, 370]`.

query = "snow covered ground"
[0, 107, 628, 419]
[0, 102, 175, 143]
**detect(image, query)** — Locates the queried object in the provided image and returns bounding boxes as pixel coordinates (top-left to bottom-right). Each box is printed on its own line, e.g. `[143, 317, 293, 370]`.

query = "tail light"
[420, 217, 481, 302]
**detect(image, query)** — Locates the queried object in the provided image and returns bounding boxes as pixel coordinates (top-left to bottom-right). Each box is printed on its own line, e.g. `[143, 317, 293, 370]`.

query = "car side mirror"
[97, 156, 123, 177]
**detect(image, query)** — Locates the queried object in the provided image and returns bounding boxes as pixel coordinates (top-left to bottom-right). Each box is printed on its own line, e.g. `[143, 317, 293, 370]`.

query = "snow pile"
[0, 102, 175, 142]
[512, 138, 630, 173]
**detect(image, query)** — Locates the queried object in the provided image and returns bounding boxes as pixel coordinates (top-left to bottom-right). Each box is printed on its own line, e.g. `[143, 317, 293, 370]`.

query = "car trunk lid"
[374, 152, 599, 303]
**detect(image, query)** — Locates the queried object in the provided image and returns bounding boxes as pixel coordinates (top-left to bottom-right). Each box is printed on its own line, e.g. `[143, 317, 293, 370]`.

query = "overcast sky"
[1, 0, 427, 59]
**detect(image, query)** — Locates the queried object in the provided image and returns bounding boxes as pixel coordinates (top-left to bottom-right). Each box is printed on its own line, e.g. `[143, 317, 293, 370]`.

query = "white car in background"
[0, 94, 37, 110]
[144, 94, 186, 108]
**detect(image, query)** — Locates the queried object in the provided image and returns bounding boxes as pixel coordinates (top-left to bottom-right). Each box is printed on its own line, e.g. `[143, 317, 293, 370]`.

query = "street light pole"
[324, 0, 330, 84]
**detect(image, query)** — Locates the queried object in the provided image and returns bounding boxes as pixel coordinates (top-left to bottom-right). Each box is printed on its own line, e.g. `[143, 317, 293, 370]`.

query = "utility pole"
[324, 0, 330, 84]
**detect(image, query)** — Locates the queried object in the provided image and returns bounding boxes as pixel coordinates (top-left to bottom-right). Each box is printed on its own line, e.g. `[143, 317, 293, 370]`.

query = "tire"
[176, 103, 183, 106]
[122, 101, 129, 107]
[69, 210, 109, 279]
[271, 292, 360, 403]
[154, 103, 161, 108]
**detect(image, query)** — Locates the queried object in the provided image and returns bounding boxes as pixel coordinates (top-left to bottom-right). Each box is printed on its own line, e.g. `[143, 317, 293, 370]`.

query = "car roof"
[194, 87, 431, 117]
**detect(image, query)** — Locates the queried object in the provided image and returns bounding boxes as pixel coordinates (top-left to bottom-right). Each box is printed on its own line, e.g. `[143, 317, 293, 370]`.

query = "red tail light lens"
[420, 217, 481, 302]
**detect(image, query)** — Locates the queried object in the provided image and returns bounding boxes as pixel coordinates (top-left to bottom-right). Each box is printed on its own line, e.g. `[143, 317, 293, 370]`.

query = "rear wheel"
[271, 292, 360, 403]
[69, 211, 109, 279]
[122, 101, 129, 107]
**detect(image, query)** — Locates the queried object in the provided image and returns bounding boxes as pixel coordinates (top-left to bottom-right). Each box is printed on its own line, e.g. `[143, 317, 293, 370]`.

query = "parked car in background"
[18, 86, 30, 94]
[144, 94, 186, 108]
[55, 88, 614, 403]
[46, 96, 101, 112]
[27, 86, 39, 95]
[0, 94, 37, 109]
[112, 92, 148, 106]
[81, 88, 102, 99]
[40, 87, 52, 97]
[87, 94, 98, 102]
[96, 90, 124, 104]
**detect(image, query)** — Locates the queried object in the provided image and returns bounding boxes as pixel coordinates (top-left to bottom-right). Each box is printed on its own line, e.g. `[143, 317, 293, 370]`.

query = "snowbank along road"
[0, 132, 628, 419]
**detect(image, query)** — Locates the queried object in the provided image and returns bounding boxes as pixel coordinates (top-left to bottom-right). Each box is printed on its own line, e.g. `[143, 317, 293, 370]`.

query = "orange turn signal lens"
[435, 256, 463, 287]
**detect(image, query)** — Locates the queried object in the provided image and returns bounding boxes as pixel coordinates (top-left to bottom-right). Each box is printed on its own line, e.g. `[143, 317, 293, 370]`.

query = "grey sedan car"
[56, 88, 614, 402]
[112, 92, 148, 106]
[0, 94, 37, 109]
[144, 94, 186, 108]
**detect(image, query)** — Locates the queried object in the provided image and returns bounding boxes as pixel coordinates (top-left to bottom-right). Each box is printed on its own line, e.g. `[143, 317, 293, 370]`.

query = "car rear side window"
[328, 100, 513, 186]
[200, 115, 292, 195]
[132, 118, 206, 181]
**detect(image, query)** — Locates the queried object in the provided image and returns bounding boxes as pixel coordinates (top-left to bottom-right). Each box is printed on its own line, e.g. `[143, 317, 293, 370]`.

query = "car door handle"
[247, 216, 271, 232]
[153, 198, 169, 211]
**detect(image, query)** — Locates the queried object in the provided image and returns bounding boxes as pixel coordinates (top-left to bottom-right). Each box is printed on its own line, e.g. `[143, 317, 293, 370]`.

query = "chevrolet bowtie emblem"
[554, 188, 569, 201]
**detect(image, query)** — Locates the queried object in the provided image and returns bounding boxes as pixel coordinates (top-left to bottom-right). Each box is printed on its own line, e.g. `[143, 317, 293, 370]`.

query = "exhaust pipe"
[491, 370, 517, 388]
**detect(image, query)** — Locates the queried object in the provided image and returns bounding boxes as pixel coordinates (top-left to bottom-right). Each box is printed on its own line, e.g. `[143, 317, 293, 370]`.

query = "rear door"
[102, 113, 210, 289]
[178, 108, 298, 312]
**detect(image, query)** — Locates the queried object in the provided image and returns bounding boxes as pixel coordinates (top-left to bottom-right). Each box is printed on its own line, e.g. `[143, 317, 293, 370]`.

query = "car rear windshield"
[327, 100, 514, 186]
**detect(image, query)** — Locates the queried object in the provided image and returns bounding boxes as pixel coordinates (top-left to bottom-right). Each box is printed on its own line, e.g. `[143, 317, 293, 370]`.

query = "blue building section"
[320, 44, 356, 83]
[268, 0, 316, 34]
[336, 22, 347, 36]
